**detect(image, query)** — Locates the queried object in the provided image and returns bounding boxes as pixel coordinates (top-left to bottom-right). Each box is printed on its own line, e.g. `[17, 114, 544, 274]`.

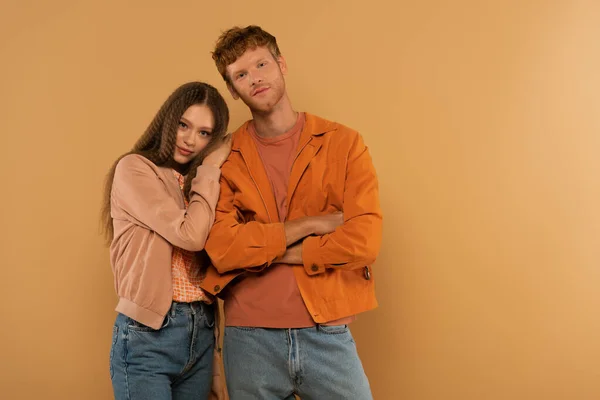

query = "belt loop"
[170, 301, 177, 317]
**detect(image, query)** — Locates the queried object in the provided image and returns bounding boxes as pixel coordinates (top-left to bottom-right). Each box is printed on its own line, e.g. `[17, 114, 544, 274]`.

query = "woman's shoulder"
[117, 153, 154, 168]
[113, 154, 165, 186]
[115, 154, 162, 174]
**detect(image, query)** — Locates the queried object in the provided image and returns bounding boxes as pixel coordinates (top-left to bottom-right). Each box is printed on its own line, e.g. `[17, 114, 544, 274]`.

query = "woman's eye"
[179, 121, 187, 129]
[198, 131, 211, 137]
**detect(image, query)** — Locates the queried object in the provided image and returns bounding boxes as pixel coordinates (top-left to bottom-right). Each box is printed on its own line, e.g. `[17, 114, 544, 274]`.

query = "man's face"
[225, 46, 287, 113]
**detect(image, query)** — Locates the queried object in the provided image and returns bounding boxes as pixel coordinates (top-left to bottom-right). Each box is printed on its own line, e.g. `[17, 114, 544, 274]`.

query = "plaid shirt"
[171, 170, 212, 303]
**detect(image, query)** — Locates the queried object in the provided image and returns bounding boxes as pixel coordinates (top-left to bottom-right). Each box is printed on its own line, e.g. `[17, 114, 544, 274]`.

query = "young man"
[201, 25, 382, 400]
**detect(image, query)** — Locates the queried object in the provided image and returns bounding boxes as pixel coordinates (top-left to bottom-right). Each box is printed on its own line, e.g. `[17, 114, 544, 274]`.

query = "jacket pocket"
[203, 307, 215, 329]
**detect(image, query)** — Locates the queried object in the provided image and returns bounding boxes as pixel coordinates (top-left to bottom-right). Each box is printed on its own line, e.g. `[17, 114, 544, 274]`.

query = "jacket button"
[214, 285, 221, 292]
[311, 265, 319, 272]
[363, 266, 371, 280]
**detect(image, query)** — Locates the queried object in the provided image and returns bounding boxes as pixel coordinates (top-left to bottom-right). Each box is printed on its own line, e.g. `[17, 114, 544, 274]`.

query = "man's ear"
[277, 55, 288, 75]
[227, 82, 240, 100]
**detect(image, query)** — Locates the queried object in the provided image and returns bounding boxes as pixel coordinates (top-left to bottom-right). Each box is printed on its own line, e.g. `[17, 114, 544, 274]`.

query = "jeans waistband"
[169, 300, 214, 317]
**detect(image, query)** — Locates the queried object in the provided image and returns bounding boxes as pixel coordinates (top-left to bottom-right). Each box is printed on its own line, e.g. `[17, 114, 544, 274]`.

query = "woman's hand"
[203, 134, 233, 168]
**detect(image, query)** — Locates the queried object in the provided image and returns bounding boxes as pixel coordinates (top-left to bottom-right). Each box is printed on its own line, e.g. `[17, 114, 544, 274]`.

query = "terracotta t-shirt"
[224, 113, 354, 328]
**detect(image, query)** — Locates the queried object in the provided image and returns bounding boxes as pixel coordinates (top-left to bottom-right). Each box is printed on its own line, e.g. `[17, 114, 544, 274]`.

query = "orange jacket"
[201, 113, 382, 322]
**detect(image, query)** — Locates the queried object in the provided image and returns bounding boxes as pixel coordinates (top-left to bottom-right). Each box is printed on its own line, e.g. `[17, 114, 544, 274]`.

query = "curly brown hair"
[212, 25, 281, 82]
[101, 81, 229, 245]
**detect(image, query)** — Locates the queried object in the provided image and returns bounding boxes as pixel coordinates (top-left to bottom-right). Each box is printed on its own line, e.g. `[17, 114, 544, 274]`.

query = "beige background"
[2, 1, 600, 399]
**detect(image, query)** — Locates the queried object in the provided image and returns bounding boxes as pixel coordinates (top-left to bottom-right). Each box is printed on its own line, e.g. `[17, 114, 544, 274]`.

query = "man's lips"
[252, 87, 269, 96]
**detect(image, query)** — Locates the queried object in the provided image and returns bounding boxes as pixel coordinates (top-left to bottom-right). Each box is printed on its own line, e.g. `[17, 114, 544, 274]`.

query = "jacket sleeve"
[301, 132, 383, 275]
[111, 155, 221, 251]
[204, 171, 287, 274]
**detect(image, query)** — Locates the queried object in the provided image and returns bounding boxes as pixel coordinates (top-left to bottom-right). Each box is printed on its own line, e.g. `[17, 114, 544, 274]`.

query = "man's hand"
[274, 243, 303, 264]
[284, 212, 344, 246]
[202, 134, 232, 168]
[311, 212, 344, 235]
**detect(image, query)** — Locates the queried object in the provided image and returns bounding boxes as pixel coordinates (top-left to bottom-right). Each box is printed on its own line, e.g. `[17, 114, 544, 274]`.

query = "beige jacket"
[109, 154, 227, 399]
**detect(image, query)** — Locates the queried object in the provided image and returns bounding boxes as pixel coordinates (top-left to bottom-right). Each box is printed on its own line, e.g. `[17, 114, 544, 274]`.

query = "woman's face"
[172, 104, 214, 165]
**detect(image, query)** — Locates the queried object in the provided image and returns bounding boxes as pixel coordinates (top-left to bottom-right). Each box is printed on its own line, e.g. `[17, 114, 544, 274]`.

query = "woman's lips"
[178, 147, 192, 156]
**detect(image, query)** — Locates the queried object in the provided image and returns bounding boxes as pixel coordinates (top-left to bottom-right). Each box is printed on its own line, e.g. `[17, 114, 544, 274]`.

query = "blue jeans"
[223, 325, 373, 400]
[110, 302, 215, 400]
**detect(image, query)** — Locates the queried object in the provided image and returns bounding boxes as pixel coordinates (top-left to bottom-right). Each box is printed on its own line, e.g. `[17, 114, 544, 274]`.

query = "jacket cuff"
[268, 222, 287, 264]
[302, 236, 326, 275]
[191, 165, 222, 205]
[247, 222, 287, 272]
[196, 164, 222, 181]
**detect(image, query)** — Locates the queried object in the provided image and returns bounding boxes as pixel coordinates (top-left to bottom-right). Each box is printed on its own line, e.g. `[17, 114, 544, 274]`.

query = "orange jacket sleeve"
[301, 132, 383, 275]
[204, 171, 287, 274]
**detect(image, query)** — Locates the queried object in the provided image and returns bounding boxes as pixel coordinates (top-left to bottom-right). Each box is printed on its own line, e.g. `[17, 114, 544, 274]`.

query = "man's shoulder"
[305, 113, 360, 146]
[228, 120, 253, 149]
[231, 119, 251, 135]
[305, 113, 359, 137]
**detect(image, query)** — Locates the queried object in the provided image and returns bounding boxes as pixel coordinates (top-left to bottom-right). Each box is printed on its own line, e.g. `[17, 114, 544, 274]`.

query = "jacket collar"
[229, 113, 337, 222]
[231, 113, 336, 151]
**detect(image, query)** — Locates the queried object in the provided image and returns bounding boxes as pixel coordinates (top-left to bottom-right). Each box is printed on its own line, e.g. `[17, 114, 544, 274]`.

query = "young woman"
[102, 82, 231, 400]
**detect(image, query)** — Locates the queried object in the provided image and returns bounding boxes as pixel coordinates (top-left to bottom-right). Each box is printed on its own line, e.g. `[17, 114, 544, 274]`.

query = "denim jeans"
[110, 302, 215, 400]
[223, 325, 373, 400]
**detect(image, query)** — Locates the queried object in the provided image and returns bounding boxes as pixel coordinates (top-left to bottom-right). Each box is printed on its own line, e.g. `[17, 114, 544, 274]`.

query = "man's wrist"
[300, 216, 316, 237]
[284, 217, 316, 246]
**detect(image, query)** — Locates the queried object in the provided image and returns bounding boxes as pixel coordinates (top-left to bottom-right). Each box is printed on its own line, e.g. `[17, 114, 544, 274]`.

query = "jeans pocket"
[203, 307, 215, 329]
[109, 326, 118, 379]
[318, 324, 349, 335]
[127, 315, 170, 332]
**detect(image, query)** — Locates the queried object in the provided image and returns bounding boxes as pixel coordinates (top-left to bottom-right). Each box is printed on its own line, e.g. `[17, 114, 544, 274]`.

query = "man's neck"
[251, 94, 298, 138]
